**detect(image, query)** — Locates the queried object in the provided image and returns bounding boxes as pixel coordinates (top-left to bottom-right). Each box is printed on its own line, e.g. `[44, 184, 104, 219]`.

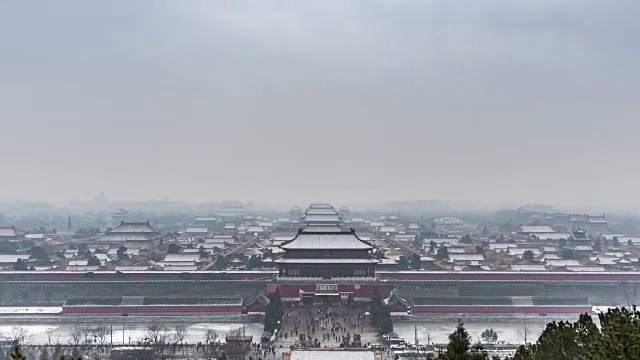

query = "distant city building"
[407, 222, 421, 235]
[0, 226, 24, 242]
[184, 227, 210, 237]
[432, 217, 476, 235]
[517, 225, 571, 241]
[289, 206, 302, 220]
[194, 217, 218, 229]
[111, 208, 129, 226]
[97, 221, 160, 246]
[498, 209, 608, 235]
[339, 206, 352, 221]
[223, 223, 238, 235]
[218, 205, 246, 219]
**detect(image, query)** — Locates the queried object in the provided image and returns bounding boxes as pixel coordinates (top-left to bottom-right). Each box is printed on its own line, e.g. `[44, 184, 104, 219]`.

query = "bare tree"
[517, 316, 547, 345]
[619, 281, 639, 307]
[69, 326, 83, 347]
[45, 328, 55, 347]
[143, 322, 172, 359]
[203, 329, 220, 360]
[205, 329, 219, 344]
[517, 317, 533, 344]
[223, 327, 250, 360]
[93, 324, 110, 352]
[80, 326, 94, 347]
[10, 326, 32, 345]
[146, 322, 169, 345]
[174, 325, 188, 344]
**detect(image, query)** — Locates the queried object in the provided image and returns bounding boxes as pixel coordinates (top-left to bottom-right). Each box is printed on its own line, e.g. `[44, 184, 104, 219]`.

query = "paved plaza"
[267, 302, 398, 359]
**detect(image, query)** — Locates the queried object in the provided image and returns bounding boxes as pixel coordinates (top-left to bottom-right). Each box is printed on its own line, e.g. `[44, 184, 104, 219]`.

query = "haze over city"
[1, 1, 639, 211]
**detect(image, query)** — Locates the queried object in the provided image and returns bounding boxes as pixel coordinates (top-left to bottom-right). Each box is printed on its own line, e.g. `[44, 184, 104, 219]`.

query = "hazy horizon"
[1, 1, 639, 212]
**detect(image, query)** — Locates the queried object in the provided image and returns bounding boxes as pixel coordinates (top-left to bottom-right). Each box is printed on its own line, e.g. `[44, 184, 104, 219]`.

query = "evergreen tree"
[410, 253, 422, 269]
[87, 256, 101, 266]
[10, 346, 26, 360]
[370, 290, 393, 335]
[116, 245, 128, 260]
[437, 321, 492, 360]
[215, 255, 229, 270]
[28, 246, 49, 262]
[413, 235, 422, 248]
[436, 245, 449, 260]
[523, 250, 535, 261]
[446, 320, 472, 358]
[199, 246, 210, 260]
[13, 259, 28, 271]
[264, 287, 284, 334]
[513, 312, 601, 360]
[593, 239, 602, 252]
[613, 236, 620, 247]
[246, 256, 262, 270]
[167, 243, 181, 254]
[397, 256, 409, 270]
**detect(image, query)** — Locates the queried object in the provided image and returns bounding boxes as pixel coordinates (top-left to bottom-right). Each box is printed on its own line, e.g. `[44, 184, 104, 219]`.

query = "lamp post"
[121, 313, 128, 345]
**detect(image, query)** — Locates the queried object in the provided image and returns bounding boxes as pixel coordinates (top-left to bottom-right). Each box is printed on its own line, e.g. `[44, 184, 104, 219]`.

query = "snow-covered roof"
[519, 226, 554, 233]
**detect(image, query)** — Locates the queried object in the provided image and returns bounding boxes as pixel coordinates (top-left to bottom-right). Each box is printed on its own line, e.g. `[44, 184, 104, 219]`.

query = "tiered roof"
[98, 221, 160, 242]
[309, 203, 333, 209]
[280, 228, 373, 250]
[108, 221, 160, 233]
[306, 208, 340, 216]
[0, 226, 24, 238]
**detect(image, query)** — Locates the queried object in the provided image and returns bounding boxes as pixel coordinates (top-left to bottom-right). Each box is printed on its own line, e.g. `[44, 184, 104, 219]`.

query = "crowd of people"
[279, 300, 374, 349]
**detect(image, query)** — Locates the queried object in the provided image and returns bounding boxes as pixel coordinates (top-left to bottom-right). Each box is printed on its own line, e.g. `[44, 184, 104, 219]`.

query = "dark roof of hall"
[309, 203, 333, 209]
[301, 226, 344, 232]
[305, 208, 340, 216]
[280, 228, 373, 250]
[302, 214, 341, 222]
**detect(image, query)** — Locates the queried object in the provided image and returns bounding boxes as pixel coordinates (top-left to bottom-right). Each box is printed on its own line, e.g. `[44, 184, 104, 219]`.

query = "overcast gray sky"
[1, 1, 639, 210]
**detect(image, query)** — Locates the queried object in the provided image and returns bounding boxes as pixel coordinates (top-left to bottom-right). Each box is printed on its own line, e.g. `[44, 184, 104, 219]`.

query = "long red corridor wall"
[412, 306, 592, 314]
[62, 305, 243, 314]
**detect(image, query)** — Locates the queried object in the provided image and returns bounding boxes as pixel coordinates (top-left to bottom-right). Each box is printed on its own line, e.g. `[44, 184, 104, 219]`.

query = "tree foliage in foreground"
[437, 320, 497, 360]
[418, 308, 640, 360]
[263, 287, 284, 334]
[10, 346, 82, 360]
[513, 307, 640, 360]
[371, 289, 394, 335]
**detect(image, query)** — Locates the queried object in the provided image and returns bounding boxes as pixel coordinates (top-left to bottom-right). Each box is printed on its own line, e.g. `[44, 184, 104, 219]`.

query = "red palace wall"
[389, 303, 410, 312]
[245, 302, 268, 313]
[269, 283, 390, 301]
[62, 305, 243, 314]
[377, 271, 640, 282]
[6, 270, 640, 283]
[412, 306, 592, 314]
